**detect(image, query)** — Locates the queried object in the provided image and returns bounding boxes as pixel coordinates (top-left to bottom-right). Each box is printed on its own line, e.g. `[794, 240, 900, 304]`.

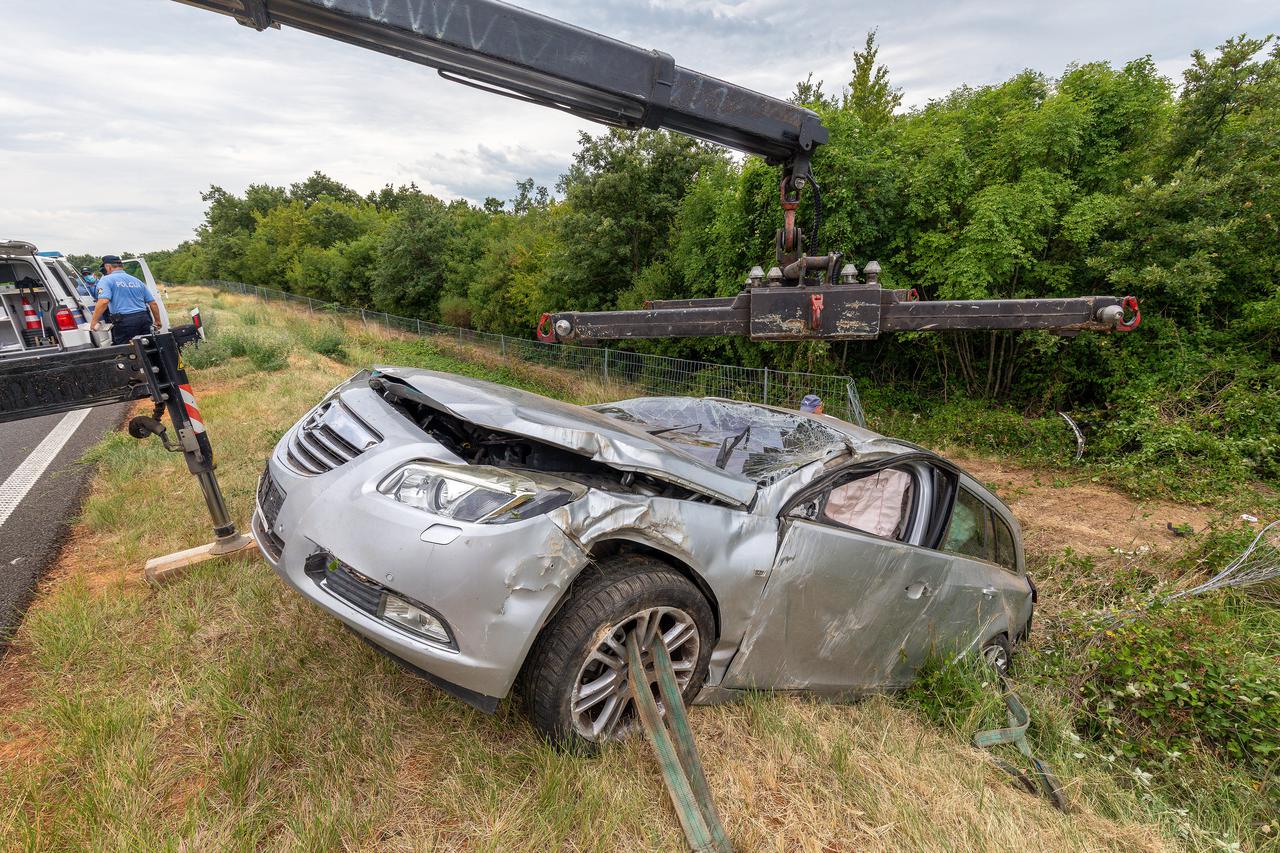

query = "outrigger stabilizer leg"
[129, 329, 256, 585]
[0, 314, 256, 584]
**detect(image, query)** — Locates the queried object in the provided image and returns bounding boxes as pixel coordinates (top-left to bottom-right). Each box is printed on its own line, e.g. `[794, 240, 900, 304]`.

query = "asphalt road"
[0, 403, 127, 646]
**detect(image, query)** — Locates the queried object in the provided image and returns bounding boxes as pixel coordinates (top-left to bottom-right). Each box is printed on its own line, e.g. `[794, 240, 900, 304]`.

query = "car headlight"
[378, 463, 572, 523]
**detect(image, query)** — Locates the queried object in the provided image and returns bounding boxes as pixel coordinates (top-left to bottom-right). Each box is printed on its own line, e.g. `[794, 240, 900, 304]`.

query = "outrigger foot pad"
[143, 532, 257, 587]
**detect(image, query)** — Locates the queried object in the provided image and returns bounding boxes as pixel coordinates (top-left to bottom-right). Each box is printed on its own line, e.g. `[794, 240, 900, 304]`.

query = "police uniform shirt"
[97, 270, 155, 316]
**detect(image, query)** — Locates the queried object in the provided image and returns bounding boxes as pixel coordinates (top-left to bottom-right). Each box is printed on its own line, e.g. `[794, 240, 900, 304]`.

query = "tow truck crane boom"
[175, 0, 1140, 344]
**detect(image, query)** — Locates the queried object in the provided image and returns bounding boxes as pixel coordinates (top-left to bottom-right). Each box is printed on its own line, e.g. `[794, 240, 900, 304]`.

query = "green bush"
[899, 654, 1007, 736]
[182, 339, 231, 370]
[438, 294, 473, 329]
[195, 325, 290, 372]
[294, 321, 348, 361]
[1078, 598, 1280, 774]
[245, 336, 290, 371]
[220, 329, 251, 358]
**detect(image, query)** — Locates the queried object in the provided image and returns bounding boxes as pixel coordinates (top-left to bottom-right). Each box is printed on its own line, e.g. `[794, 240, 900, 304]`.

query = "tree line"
[148, 34, 1280, 485]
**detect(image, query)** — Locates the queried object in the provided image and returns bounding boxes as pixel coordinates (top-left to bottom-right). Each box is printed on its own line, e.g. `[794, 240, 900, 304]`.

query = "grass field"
[0, 285, 1274, 851]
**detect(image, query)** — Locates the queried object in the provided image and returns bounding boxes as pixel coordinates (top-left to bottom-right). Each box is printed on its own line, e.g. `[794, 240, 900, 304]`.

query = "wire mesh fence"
[196, 279, 867, 426]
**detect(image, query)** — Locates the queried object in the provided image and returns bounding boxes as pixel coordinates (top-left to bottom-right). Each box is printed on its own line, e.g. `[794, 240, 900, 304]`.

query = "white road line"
[0, 409, 91, 530]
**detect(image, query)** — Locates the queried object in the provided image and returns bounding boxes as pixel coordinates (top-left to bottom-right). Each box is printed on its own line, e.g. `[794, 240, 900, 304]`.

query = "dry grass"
[0, 287, 1191, 851]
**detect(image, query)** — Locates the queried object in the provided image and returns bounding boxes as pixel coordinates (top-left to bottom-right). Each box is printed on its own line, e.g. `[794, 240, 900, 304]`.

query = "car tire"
[520, 554, 715, 752]
[982, 633, 1012, 676]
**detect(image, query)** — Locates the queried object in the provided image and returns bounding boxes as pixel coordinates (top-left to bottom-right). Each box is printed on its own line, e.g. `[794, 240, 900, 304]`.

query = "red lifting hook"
[1117, 295, 1141, 331]
[536, 312, 555, 341]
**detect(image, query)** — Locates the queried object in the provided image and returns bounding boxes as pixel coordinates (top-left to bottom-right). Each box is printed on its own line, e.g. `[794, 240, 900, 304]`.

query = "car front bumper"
[253, 388, 591, 708]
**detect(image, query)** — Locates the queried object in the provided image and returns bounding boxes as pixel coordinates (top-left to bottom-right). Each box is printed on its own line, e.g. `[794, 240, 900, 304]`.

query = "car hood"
[369, 367, 759, 507]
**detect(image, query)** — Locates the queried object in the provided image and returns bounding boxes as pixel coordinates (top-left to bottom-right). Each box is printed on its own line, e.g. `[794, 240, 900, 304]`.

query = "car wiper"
[715, 425, 751, 469]
[646, 422, 702, 436]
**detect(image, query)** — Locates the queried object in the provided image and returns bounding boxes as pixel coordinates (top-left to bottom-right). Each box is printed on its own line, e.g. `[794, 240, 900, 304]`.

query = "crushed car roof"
[592, 397, 855, 483]
[374, 369, 866, 506]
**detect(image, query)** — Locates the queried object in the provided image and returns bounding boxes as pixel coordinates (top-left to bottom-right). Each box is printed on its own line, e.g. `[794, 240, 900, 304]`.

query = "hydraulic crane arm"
[172, 0, 826, 166]
[174, 0, 1140, 343]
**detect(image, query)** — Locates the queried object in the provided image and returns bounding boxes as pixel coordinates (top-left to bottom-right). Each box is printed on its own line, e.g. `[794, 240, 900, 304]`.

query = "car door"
[722, 462, 959, 694]
[41, 260, 101, 348]
[123, 258, 169, 329]
[932, 481, 1032, 652]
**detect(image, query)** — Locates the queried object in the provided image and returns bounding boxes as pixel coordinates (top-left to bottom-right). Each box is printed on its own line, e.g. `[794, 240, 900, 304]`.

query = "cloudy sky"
[4, 0, 1276, 254]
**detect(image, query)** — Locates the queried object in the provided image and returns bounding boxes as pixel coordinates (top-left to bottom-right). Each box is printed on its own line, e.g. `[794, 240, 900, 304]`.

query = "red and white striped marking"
[21, 297, 40, 331]
[179, 384, 206, 434]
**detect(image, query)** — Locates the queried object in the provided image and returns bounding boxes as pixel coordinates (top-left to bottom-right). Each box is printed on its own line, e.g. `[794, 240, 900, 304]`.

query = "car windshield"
[592, 397, 849, 483]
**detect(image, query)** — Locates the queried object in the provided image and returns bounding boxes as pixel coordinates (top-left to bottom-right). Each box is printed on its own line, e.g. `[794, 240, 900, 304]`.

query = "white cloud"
[2, 0, 1277, 253]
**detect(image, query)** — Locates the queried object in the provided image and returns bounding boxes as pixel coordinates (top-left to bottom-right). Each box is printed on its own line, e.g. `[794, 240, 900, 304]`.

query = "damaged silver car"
[254, 368, 1035, 747]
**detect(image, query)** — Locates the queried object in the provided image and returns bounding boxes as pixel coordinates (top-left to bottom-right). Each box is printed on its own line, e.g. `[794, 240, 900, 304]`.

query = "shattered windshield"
[592, 397, 849, 483]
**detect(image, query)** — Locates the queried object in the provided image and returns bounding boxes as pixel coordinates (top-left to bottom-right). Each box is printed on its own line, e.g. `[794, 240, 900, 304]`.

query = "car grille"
[305, 552, 382, 616]
[284, 398, 382, 476]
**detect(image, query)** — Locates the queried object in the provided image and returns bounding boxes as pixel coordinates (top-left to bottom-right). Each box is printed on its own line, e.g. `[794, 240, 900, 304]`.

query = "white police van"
[0, 241, 168, 360]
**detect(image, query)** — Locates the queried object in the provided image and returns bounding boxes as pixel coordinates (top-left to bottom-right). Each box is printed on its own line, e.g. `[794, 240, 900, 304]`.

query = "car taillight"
[54, 308, 77, 331]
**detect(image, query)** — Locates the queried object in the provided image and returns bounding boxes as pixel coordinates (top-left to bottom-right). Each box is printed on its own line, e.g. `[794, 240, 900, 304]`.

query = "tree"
[366, 182, 425, 212]
[1171, 35, 1276, 161]
[371, 195, 456, 318]
[844, 30, 902, 128]
[546, 129, 727, 312]
[289, 171, 362, 207]
[510, 177, 551, 214]
[791, 73, 835, 109]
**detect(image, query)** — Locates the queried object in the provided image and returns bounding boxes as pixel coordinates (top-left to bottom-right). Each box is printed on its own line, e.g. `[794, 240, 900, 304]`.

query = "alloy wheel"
[569, 606, 700, 742]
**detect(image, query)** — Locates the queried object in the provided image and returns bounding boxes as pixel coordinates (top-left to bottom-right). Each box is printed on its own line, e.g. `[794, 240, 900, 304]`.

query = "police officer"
[799, 394, 824, 415]
[78, 267, 99, 300]
[90, 256, 162, 344]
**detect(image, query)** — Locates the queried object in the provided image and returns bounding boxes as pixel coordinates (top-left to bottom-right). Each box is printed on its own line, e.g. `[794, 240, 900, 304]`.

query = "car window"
[993, 515, 1018, 572]
[42, 262, 75, 299]
[942, 487, 995, 562]
[818, 467, 915, 541]
[57, 260, 88, 290]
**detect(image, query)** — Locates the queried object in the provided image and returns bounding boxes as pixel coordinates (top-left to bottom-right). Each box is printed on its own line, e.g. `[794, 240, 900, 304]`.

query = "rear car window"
[942, 487, 995, 562]
[993, 515, 1018, 572]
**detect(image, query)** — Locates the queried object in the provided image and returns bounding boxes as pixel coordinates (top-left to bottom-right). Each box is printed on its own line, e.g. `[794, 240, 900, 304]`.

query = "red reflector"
[54, 308, 77, 331]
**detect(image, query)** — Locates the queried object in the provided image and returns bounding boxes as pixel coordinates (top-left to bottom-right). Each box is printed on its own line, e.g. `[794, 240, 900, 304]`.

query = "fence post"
[416, 318, 422, 335]
[603, 348, 610, 386]
[762, 368, 770, 405]
[500, 335, 507, 358]
[308, 297, 314, 314]
[457, 327, 463, 344]
[360, 308, 366, 327]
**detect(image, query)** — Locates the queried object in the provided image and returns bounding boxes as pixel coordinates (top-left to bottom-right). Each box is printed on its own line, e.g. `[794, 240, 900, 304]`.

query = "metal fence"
[195, 279, 867, 426]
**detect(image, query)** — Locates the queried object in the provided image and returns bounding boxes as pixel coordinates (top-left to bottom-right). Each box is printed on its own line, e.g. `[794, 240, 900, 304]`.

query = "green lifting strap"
[972, 676, 1070, 812]
[627, 630, 733, 853]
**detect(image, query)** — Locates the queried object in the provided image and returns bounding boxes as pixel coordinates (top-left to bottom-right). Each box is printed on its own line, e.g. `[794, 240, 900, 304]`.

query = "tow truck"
[1, 0, 1139, 572]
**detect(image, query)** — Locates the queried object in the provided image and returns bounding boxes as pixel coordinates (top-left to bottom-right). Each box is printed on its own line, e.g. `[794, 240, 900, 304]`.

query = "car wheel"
[982, 633, 1012, 676]
[520, 554, 715, 751]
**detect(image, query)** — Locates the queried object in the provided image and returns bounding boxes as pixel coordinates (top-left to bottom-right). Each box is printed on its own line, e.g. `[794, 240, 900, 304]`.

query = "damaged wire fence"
[195, 279, 868, 427]
[1167, 519, 1280, 600]
[1094, 519, 1280, 634]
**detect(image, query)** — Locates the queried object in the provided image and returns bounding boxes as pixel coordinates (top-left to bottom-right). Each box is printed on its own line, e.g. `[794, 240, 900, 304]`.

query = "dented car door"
[722, 465, 959, 693]
[934, 483, 1034, 650]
